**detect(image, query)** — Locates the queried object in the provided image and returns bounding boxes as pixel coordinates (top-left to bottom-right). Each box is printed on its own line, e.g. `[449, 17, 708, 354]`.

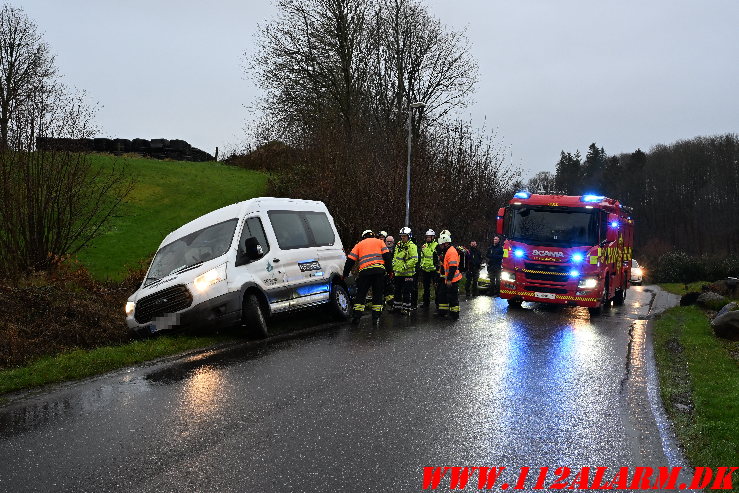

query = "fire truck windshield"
[509, 206, 599, 247]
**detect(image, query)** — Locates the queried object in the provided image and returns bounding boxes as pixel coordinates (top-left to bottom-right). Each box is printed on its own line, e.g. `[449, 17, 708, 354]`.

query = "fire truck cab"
[496, 192, 634, 315]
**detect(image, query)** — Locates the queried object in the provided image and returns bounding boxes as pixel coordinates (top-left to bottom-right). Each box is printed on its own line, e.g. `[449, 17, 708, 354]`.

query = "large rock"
[696, 291, 728, 310]
[680, 291, 700, 306]
[716, 302, 738, 318]
[711, 310, 739, 340]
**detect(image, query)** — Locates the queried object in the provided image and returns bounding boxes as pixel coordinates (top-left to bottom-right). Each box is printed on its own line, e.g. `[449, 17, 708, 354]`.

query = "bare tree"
[0, 4, 56, 150]
[526, 171, 557, 193]
[0, 6, 133, 278]
[369, 0, 477, 129]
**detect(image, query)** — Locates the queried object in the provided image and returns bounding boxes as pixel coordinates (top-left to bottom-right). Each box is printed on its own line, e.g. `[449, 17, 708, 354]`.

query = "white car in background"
[631, 259, 644, 285]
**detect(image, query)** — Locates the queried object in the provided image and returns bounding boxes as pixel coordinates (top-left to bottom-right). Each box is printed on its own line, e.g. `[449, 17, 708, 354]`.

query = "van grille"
[523, 262, 571, 283]
[134, 285, 193, 324]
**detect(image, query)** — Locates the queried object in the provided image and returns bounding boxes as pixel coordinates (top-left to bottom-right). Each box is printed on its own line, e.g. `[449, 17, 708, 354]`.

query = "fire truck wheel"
[507, 298, 522, 309]
[613, 286, 626, 306]
[589, 281, 610, 316]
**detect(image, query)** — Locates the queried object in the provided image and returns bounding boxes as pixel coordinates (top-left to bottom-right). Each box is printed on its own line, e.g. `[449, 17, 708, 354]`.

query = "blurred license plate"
[534, 292, 555, 299]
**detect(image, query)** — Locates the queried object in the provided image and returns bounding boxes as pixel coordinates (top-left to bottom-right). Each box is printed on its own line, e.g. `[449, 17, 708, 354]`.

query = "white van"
[125, 198, 351, 337]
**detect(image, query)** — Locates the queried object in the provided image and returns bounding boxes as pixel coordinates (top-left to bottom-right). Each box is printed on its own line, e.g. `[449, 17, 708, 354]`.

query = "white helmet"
[379, 230, 388, 237]
[399, 227, 411, 235]
[361, 229, 374, 238]
[438, 231, 452, 244]
[425, 229, 435, 236]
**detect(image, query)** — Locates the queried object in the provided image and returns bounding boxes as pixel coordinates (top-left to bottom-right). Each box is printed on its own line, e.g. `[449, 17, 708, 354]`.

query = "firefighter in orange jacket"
[343, 229, 392, 324]
[435, 230, 462, 320]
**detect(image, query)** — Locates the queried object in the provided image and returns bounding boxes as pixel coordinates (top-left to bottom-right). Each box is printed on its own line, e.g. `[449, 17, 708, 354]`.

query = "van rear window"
[304, 212, 335, 246]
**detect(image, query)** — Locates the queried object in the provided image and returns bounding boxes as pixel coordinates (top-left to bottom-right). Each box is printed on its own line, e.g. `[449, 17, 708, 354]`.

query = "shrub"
[0, 261, 145, 369]
[654, 251, 739, 283]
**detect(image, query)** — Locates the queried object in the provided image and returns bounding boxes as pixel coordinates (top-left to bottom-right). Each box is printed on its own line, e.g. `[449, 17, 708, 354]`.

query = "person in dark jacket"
[485, 235, 504, 296]
[465, 240, 483, 297]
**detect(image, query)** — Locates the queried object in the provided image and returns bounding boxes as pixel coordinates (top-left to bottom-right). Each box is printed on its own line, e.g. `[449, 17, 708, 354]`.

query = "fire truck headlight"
[501, 271, 516, 282]
[572, 253, 584, 263]
[578, 277, 598, 289]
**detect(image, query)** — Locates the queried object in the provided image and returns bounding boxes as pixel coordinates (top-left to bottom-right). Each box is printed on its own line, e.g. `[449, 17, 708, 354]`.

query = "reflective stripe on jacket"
[420, 241, 438, 272]
[347, 237, 389, 271]
[440, 246, 463, 283]
[392, 240, 418, 276]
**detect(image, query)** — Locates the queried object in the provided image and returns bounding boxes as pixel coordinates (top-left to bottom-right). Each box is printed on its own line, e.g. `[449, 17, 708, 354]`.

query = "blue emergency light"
[570, 270, 580, 277]
[581, 194, 605, 203]
[514, 249, 525, 258]
[610, 221, 619, 228]
[514, 191, 531, 199]
[572, 253, 584, 263]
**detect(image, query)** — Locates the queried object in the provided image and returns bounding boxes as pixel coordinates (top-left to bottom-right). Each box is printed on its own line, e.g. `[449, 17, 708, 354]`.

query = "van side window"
[304, 212, 335, 246]
[240, 216, 270, 257]
[268, 211, 311, 249]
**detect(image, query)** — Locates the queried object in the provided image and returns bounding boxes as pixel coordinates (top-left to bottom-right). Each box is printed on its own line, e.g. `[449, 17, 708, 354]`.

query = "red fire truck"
[495, 192, 634, 315]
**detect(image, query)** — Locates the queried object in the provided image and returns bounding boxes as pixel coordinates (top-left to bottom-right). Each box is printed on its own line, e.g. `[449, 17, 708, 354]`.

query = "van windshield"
[145, 219, 238, 286]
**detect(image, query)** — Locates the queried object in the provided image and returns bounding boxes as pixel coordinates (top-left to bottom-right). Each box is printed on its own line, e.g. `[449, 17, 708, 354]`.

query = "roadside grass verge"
[0, 333, 237, 396]
[653, 305, 739, 479]
[77, 155, 268, 280]
[658, 282, 712, 296]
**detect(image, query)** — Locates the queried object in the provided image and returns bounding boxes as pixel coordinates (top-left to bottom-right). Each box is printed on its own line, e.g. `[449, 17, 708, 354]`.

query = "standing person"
[343, 229, 392, 324]
[392, 227, 419, 315]
[465, 240, 483, 297]
[383, 235, 396, 308]
[435, 230, 463, 319]
[419, 229, 438, 308]
[486, 235, 504, 296]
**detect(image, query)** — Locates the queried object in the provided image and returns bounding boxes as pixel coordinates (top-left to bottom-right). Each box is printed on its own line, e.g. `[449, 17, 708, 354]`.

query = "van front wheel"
[329, 283, 351, 320]
[243, 293, 268, 338]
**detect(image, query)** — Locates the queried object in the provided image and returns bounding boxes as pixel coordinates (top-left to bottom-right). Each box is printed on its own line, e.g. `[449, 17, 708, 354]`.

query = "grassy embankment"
[653, 286, 738, 486]
[0, 155, 269, 396]
[78, 154, 269, 280]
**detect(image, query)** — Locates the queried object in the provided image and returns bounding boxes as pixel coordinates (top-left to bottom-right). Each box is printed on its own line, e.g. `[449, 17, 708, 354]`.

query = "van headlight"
[501, 270, 516, 282]
[194, 264, 226, 292]
[578, 277, 598, 289]
[125, 301, 135, 316]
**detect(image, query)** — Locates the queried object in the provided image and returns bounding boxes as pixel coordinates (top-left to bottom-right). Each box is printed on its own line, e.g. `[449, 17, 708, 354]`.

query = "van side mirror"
[236, 237, 263, 266]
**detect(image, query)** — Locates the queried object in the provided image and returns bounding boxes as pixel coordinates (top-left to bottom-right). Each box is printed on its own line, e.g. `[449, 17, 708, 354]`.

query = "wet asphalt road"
[0, 286, 683, 492]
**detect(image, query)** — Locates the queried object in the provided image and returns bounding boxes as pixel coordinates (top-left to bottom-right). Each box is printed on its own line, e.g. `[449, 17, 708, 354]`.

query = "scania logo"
[532, 250, 564, 257]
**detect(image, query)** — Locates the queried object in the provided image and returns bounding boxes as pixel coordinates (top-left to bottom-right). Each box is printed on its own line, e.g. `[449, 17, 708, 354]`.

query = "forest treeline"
[527, 133, 739, 261]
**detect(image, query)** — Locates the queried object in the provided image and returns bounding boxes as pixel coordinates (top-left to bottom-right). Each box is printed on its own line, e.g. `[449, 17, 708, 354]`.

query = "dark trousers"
[421, 270, 436, 306]
[437, 280, 460, 318]
[354, 270, 385, 319]
[487, 267, 501, 295]
[465, 269, 480, 295]
[394, 275, 415, 310]
[411, 273, 418, 308]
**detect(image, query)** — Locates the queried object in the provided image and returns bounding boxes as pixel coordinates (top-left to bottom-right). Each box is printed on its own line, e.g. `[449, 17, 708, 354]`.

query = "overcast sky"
[19, 0, 739, 177]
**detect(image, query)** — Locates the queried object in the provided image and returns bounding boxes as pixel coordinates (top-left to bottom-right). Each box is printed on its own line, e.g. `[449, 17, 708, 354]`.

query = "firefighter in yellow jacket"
[435, 230, 462, 320]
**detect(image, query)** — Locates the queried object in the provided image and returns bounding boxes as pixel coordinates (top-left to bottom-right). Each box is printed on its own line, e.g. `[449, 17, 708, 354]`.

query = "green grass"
[658, 282, 712, 296]
[653, 305, 739, 481]
[0, 333, 237, 395]
[77, 155, 268, 280]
